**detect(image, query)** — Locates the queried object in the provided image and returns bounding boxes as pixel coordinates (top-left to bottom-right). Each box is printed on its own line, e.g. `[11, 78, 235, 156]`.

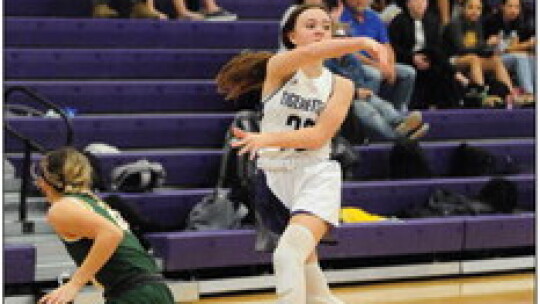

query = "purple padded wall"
[5, 110, 535, 152]
[464, 214, 535, 250]
[5, 80, 230, 113]
[5, 49, 241, 79]
[5, 18, 278, 49]
[4, 245, 36, 284]
[8, 139, 534, 187]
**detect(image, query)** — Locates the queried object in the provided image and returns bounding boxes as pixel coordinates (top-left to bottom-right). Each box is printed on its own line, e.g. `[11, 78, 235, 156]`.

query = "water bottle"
[63, 107, 78, 118]
[496, 30, 508, 53]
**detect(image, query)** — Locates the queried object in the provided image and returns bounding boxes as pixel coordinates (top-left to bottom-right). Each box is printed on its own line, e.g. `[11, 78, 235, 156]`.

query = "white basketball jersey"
[259, 67, 335, 161]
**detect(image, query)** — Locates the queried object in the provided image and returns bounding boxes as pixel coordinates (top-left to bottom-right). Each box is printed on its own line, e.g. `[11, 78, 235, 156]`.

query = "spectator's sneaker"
[408, 123, 430, 140]
[177, 11, 205, 21]
[395, 111, 422, 136]
[204, 9, 238, 21]
[93, 4, 119, 18]
[130, 2, 162, 19]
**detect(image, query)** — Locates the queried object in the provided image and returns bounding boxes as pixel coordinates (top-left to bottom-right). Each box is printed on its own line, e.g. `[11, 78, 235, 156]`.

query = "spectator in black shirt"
[389, 0, 468, 108]
[483, 0, 534, 101]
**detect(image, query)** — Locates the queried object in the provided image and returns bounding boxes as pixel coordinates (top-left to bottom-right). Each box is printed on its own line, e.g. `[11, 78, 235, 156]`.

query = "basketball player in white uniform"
[216, 4, 387, 303]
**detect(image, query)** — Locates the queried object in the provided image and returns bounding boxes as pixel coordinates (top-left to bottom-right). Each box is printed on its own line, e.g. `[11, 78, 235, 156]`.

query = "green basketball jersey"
[59, 193, 159, 292]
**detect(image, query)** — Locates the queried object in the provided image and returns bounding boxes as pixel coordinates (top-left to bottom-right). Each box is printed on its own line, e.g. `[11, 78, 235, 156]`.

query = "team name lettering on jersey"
[280, 91, 325, 114]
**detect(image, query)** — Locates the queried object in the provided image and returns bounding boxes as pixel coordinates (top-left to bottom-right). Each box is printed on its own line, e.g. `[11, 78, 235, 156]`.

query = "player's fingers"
[230, 138, 246, 148]
[232, 127, 247, 139]
[237, 144, 251, 156]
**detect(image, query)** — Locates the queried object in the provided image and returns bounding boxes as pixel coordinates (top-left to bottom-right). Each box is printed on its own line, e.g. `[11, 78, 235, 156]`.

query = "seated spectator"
[395, 0, 454, 27]
[93, 0, 162, 18]
[339, 0, 416, 113]
[148, 0, 237, 20]
[483, 0, 535, 103]
[442, 0, 517, 105]
[389, 0, 469, 108]
[326, 53, 429, 140]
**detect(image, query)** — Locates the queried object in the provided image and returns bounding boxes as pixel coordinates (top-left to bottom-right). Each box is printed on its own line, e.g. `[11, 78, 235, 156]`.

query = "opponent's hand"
[38, 281, 82, 304]
[230, 127, 268, 160]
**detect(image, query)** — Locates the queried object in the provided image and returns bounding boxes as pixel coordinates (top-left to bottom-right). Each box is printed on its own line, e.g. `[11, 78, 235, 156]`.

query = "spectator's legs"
[92, 0, 119, 18]
[172, 0, 205, 19]
[529, 56, 536, 93]
[479, 56, 515, 93]
[201, 0, 220, 12]
[352, 99, 401, 139]
[130, 0, 163, 18]
[454, 54, 484, 85]
[380, 64, 416, 113]
[359, 65, 383, 93]
[502, 53, 534, 94]
[366, 94, 403, 125]
[200, 0, 237, 20]
[146, 0, 168, 19]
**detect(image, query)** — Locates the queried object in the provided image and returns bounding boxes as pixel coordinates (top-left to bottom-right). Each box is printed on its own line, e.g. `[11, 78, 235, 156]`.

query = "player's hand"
[231, 127, 268, 160]
[38, 281, 82, 304]
[359, 37, 387, 65]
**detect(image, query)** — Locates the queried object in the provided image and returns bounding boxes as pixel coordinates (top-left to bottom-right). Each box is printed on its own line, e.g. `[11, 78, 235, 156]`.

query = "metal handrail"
[4, 86, 74, 231]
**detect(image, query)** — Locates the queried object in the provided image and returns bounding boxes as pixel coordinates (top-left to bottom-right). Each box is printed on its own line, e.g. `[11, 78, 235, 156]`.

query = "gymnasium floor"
[188, 272, 535, 304]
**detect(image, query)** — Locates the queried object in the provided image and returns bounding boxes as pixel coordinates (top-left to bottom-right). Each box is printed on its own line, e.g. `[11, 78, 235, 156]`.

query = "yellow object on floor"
[340, 207, 387, 223]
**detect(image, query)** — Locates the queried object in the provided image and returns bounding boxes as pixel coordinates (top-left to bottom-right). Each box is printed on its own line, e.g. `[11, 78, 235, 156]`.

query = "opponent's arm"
[39, 198, 123, 304]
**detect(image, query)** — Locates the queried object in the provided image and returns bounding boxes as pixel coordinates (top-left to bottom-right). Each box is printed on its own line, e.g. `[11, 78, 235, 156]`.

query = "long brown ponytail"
[215, 51, 273, 101]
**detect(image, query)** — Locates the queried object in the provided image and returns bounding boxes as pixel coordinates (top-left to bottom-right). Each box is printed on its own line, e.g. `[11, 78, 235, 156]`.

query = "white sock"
[305, 262, 344, 304]
[273, 224, 316, 304]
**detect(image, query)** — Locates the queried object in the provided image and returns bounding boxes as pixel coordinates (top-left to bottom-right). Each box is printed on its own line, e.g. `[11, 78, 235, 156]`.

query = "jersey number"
[286, 115, 315, 130]
[285, 115, 315, 152]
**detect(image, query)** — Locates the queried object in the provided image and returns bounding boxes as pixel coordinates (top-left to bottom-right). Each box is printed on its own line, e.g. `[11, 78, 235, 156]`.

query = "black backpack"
[477, 177, 518, 213]
[389, 140, 432, 179]
[399, 188, 495, 218]
[449, 143, 496, 176]
[449, 143, 519, 177]
[330, 135, 360, 180]
[110, 159, 166, 192]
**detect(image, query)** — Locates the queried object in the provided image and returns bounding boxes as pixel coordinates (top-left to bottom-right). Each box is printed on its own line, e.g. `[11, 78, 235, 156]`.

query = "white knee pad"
[273, 224, 316, 303]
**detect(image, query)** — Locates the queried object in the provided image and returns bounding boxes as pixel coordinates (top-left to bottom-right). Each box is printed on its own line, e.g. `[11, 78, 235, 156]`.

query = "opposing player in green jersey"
[34, 147, 174, 304]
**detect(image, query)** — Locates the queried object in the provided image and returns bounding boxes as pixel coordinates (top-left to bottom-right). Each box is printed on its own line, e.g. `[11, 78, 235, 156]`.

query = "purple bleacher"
[5, 109, 536, 152]
[5, 114, 233, 152]
[119, 189, 211, 228]
[5, 49, 242, 79]
[5, 18, 279, 49]
[5, 0, 290, 19]
[464, 214, 535, 250]
[147, 212, 534, 272]
[7, 139, 535, 187]
[5, 80, 230, 113]
[143, 175, 534, 272]
[4, 244, 36, 284]
[116, 175, 534, 228]
[355, 139, 535, 180]
[373, 109, 535, 141]
[146, 218, 465, 271]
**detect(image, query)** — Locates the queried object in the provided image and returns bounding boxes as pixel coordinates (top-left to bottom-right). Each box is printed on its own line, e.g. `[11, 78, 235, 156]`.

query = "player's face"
[288, 8, 333, 47]
[464, 0, 482, 22]
[502, 0, 521, 21]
